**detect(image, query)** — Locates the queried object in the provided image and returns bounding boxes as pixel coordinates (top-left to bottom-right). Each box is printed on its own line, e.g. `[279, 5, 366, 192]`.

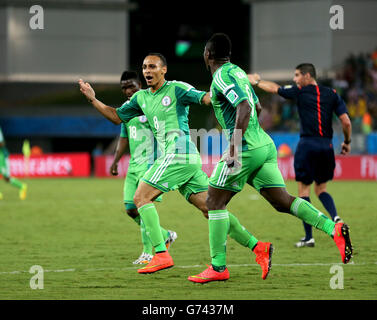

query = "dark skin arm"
[110, 137, 129, 176]
[225, 100, 251, 168]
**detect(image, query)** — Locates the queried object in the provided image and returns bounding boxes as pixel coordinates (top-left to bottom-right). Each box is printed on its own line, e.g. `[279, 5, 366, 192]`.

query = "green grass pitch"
[0, 178, 376, 300]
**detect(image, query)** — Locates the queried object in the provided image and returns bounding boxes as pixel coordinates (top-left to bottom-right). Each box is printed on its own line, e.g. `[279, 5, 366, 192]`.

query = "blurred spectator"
[368, 63, 377, 91]
[277, 143, 292, 158]
[362, 112, 372, 134]
[92, 143, 103, 157]
[258, 49, 377, 135]
[371, 47, 377, 69]
[332, 71, 349, 99]
[31, 145, 43, 156]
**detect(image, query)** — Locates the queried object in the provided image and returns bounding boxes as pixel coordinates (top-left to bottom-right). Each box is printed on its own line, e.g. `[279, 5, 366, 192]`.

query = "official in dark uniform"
[248, 63, 352, 247]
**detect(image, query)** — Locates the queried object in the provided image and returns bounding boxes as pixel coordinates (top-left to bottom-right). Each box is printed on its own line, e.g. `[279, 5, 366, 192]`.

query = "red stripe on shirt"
[315, 85, 323, 136]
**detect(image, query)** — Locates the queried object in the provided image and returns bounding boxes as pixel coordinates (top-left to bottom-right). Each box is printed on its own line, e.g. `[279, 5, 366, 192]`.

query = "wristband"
[344, 139, 351, 144]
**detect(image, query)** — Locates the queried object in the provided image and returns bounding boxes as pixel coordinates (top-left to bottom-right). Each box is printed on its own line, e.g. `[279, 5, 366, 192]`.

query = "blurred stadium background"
[1, 0, 377, 180]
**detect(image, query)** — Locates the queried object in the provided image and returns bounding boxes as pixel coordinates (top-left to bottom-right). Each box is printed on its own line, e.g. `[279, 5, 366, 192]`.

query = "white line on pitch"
[0, 260, 371, 275]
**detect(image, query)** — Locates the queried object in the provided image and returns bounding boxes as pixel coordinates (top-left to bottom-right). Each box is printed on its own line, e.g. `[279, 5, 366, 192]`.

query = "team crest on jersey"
[226, 90, 238, 103]
[161, 96, 172, 107]
[139, 115, 147, 123]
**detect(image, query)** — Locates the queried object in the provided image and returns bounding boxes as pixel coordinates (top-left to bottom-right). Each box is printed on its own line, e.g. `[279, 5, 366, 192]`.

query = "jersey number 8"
[153, 116, 159, 130]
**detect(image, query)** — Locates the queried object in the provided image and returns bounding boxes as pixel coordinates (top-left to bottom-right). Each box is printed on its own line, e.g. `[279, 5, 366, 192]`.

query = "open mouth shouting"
[145, 75, 153, 85]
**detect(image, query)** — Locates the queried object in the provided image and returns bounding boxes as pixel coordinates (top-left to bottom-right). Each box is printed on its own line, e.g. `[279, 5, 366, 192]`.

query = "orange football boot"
[137, 251, 174, 274]
[188, 265, 230, 284]
[253, 241, 273, 280]
[333, 222, 353, 264]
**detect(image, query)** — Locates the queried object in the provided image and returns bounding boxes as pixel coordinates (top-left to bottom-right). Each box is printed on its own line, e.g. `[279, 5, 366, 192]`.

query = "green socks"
[208, 210, 230, 268]
[138, 203, 167, 252]
[209, 197, 335, 271]
[290, 197, 335, 236]
[209, 210, 260, 269]
[131, 209, 169, 255]
[160, 227, 169, 243]
[228, 212, 258, 250]
[132, 216, 153, 255]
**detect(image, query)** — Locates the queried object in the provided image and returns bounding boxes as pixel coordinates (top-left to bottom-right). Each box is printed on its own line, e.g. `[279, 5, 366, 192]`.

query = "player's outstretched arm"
[339, 113, 352, 155]
[248, 73, 280, 94]
[110, 137, 129, 176]
[78, 79, 122, 125]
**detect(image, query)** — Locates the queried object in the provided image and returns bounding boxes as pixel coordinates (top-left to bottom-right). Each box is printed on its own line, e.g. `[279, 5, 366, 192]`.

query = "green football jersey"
[120, 115, 155, 172]
[116, 80, 206, 155]
[0, 126, 9, 157]
[210, 62, 273, 151]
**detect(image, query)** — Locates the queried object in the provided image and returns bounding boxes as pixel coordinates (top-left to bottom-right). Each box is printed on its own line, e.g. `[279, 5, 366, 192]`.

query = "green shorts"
[124, 169, 162, 210]
[209, 143, 286, 193]
[0, 149, 10, 178]
[141, 153, 208, 201]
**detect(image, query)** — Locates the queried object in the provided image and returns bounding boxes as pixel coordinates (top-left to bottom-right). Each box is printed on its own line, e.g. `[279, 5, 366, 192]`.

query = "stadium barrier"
[94, 154, 377, 181]
[8, 153, 91, 177]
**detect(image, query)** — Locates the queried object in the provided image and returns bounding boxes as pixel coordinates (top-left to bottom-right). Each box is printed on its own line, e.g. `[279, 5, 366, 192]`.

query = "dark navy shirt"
[277, 84, 348, 138]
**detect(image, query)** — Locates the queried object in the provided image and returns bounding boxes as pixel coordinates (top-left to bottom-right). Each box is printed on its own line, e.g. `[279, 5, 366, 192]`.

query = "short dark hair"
[206, 33, 232, 60]
[120, 70, 139, 83]
[147, 52, 167, 66]
[296, 63, 316, 79]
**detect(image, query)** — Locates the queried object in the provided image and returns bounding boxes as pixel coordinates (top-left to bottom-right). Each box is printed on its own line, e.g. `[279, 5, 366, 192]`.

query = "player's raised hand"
[248, 73, 261, 86]
[78, 79, 96, 102]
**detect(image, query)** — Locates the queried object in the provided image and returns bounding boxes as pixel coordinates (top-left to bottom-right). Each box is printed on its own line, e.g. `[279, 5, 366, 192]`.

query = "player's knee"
[270, 200, 288, 213]
[133, 193, 144, 208]
[261, 188, 293, 213]
[271, 194, 295, 213]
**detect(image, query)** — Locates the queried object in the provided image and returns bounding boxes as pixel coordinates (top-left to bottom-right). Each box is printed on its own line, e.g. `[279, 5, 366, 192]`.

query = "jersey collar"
[212, 62, 231, 79]
[148, 80, 168, 95]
